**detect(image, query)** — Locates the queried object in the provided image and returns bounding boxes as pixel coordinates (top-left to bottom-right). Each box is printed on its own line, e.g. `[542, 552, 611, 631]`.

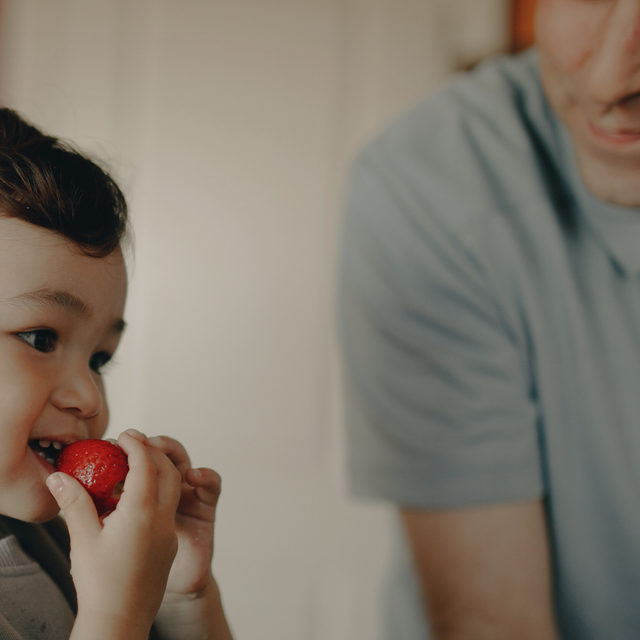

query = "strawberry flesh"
[56, 439, 129, 517]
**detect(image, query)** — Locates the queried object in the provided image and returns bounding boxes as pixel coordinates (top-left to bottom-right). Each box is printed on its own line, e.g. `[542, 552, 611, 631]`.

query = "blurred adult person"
[339, 1, 640, 639]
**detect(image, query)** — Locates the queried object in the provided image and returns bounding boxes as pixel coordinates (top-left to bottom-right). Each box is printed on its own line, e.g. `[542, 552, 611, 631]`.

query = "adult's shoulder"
[340, 51, 550, 510]
[351, 49, 556, 233]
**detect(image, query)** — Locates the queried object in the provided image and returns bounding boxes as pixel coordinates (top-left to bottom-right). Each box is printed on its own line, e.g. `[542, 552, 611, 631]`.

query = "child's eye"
[90, 351, 112, 374]
[17, 329, 58, 353]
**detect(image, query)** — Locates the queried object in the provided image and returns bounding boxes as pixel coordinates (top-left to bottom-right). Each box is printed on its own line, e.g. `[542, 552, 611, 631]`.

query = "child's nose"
[50, 364, 103, 419]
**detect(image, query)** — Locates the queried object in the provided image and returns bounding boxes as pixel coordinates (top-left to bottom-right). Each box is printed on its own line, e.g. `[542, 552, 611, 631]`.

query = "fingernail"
[46, 473, 64, 496]
[125, 428, 147, 439]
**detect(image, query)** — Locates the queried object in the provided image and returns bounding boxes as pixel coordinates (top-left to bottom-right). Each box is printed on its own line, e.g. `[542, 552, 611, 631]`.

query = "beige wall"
[0, 1, 507, 638]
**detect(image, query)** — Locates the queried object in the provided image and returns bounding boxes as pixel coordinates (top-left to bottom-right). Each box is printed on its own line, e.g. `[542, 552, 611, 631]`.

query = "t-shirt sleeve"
[338, 146, 544, 509]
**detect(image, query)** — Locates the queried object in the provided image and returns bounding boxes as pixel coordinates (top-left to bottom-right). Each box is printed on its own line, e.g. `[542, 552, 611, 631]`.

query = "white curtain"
[0, 1, 507, 638]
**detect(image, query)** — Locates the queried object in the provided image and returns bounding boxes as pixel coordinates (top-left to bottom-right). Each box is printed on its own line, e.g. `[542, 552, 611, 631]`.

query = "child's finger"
[144, 436, 191, 478]
[116, 431, 160, 505]
[123, 428, 148, 442]
[185, 467, 222, 507]
[117, 432, 182, 512]
[46, 472, 102, 540]
[145, 444, 183, 511]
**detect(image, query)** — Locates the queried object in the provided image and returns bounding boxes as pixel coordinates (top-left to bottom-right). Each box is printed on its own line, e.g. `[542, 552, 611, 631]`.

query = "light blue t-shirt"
[339, 50, 640, 640]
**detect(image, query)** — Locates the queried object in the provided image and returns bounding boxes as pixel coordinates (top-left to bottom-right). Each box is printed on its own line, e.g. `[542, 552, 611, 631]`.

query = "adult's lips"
[588, 121, 640, 146]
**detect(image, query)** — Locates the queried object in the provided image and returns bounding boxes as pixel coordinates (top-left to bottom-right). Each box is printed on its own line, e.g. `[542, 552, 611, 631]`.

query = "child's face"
[0, 217, 127, 522]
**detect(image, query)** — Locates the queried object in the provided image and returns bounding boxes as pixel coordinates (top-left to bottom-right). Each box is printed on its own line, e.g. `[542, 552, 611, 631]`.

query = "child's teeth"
[52, 442, 63, 450]
[39, 440, 51, 448]
[46, 458, 55, 465]
[38, 451, 46, 458]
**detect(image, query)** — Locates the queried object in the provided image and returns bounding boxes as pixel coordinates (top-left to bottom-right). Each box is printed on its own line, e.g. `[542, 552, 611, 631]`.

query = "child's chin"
[27, 511, 61, 524]
[3, 498, 61, 524]
[30, 504, 62, 524]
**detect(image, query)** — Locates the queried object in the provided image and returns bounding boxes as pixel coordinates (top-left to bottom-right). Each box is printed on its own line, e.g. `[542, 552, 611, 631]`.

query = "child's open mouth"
[29, 440, 64, 466]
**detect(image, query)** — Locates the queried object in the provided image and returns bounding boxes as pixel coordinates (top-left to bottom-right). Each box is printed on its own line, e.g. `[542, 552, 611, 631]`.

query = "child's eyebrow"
[8, 288, 126, 333]
[10, 288, 92, 317]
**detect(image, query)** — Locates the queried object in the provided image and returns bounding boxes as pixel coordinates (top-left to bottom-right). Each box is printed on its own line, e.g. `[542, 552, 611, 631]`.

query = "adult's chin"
[574, 143, 640, 206]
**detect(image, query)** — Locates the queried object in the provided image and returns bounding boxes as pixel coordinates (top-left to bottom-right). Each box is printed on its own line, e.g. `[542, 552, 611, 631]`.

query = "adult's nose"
[50, 360, 103, 420]
[587, 0, 640, 108]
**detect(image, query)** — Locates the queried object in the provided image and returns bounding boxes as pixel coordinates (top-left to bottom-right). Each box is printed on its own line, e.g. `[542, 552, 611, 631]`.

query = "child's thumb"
[46, 472, 100, 535]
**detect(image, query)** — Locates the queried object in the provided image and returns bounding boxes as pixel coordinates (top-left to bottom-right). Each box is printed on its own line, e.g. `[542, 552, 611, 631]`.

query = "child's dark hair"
[0, 107, 127, 257]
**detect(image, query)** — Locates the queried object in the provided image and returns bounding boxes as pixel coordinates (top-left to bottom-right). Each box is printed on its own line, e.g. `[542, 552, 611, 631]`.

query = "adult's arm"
[402, 499, 560, 640]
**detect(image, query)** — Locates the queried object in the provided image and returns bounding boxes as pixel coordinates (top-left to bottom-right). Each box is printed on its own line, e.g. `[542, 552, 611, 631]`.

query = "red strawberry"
[56, 439, 129, 517]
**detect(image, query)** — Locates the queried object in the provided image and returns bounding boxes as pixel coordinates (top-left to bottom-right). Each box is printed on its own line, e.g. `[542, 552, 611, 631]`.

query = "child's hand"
[137, 433, 221, 598]
[46, 430, 183, 640]
[126, 431, 232, 640]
